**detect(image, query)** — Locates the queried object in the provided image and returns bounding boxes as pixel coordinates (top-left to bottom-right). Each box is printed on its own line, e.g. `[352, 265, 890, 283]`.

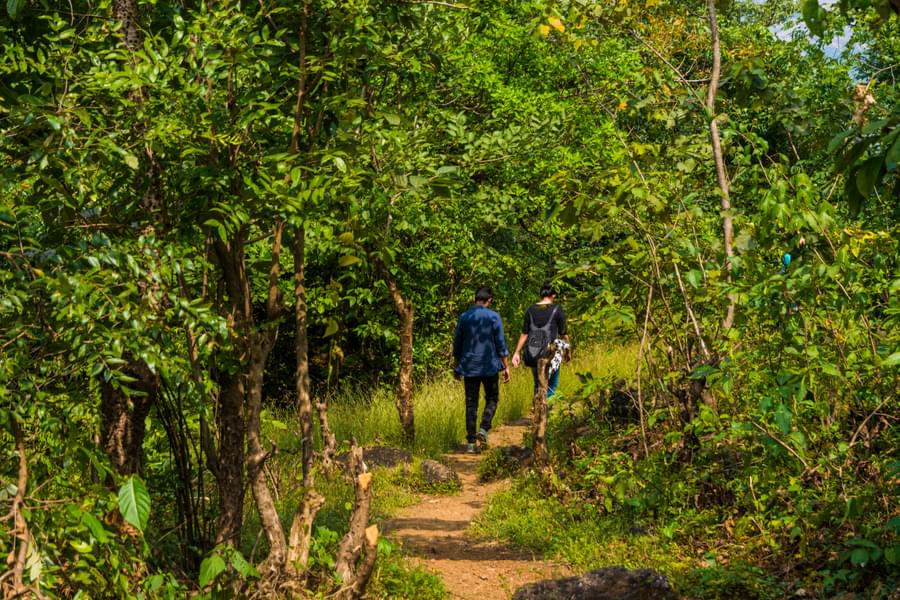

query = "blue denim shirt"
[453, 304, 509, 377]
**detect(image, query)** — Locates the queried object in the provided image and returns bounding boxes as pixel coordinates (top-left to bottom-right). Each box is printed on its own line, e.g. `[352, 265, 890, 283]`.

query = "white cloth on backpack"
[549, 338, 570, 375]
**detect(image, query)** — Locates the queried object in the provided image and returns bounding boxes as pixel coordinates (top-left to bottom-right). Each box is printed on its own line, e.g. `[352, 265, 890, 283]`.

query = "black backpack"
[523, 305, 558, 367]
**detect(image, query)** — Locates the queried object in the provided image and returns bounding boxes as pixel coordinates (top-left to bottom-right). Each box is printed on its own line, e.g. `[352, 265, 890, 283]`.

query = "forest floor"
[382, 418, 571, 600]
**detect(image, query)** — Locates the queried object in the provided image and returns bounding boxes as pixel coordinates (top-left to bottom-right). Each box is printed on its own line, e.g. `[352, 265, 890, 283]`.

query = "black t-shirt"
[522, 303, 566, 340]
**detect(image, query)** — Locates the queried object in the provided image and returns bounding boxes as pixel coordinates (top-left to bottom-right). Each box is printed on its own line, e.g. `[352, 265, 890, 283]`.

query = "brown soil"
[382, 420, 571, 600]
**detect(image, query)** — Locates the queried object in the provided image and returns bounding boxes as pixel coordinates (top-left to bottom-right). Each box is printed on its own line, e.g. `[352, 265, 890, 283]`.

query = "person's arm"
[557, 305, 571, 360]
[511, 333, 528, 367]
[494, 314, 511, 382]
[453, 317, 463, 364]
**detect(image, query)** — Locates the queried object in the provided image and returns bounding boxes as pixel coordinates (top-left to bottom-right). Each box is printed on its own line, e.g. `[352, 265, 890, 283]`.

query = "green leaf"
[774, 403, 792, 434]
[229, 549, 258, 578]
[850, 547, 869, 566]
[827, 129, 854, 154]
[6, 0, 24, 19]
[81, 511, 109, 543]
[685, 269, 703, 288]
[124, 154, 140, 170]
[844, 169, 864, 217]
[324, 318, 339, 338]
[801, 0, 824, 36]
[882, 352, 900, 367]
[199, 554, 226, 588]
[856, 156, 883, 197]
[338, 255, 361, 267]
[886, 134, 900, 166]
[333, 157, 347, 173]
[117, 476, 151, 532]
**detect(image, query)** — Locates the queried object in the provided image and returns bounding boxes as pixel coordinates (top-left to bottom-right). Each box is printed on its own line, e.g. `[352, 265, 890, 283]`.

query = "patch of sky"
[752, 0, 859, 60]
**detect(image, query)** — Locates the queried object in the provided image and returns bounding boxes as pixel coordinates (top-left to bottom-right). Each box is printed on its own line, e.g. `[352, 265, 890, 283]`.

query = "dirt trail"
[382, 420, 570, 600]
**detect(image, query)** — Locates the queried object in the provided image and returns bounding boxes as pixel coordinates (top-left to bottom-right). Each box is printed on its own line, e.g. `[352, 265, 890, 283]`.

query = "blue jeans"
[463, 375, 500, 443]
[531, 366, 560, 398]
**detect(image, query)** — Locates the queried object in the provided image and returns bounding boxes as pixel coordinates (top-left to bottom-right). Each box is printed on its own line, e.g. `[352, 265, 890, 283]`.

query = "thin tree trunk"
[377, 265, 415, 444]
[635, 284, 653, 458]
[293, 226, 314, 484]
[316, 397, 338, 469]
[706, 0, 736, 331]
[245, 221, 288, 570]
[5, 420, 34, 599]
[334, 446, 379, 600]
[531, 354, 551, 470]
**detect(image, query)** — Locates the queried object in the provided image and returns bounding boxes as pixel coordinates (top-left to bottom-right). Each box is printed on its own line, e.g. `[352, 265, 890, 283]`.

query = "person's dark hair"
[540, 281, 556, 298]
[475, 286, 493, 303]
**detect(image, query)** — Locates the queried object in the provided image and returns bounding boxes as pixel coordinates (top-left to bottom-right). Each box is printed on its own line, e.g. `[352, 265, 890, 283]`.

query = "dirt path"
[382, 420, 570, 600]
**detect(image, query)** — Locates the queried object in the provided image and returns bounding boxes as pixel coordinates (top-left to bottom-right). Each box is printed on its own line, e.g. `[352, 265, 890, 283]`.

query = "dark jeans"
[531, 366, 560, 398]
[463, 375, 499, 443]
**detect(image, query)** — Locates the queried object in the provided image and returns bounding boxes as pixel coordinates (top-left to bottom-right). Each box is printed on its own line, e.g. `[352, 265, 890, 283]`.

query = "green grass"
[324, 343, 638, 457]
[248, 344, 639, 598]
[470, 476, 784, 600]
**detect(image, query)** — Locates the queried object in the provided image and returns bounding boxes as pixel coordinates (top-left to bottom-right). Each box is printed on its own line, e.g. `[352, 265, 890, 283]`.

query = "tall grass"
[325, 344, 637, 457]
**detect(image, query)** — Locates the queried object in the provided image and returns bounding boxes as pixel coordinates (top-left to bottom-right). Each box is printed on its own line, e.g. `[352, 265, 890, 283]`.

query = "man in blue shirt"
[453, 286, 510, 453]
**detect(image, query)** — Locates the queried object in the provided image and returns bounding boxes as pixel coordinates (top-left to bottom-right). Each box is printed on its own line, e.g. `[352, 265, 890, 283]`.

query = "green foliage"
[369, 539, 447, 599]
[196, 545, 258, 599]
[477, 448, 525, 483]
[2, 0, 899, 595]
[117, 476, 151, 532]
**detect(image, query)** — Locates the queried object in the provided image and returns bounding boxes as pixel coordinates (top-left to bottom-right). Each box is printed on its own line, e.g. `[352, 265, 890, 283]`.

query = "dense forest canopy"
[1, 0, 898, 597]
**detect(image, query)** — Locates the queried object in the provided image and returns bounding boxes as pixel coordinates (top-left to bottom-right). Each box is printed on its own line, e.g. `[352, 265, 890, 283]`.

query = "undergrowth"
[473, 368, 900, 599]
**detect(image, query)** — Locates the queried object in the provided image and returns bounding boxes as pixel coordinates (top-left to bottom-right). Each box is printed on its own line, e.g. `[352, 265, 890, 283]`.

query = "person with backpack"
[511, 282, 569, 397]
[453, 286, 511, 453]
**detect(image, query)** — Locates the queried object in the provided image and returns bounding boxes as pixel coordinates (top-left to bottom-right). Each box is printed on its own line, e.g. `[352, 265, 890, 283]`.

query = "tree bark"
[213, 371, 245, 547]
[293, 226, 314, 484]
[113, 0, 143, 51]
[316, 397, 338, 469]
[99, 360, 159, 475]
[377, 265, 415, 444]
[531, 353, 551, 470]
[4, 420, 33, 599]
[706, 0, 736, 331]
[245, 221, 288, 571]
[334, 446, 379, 599]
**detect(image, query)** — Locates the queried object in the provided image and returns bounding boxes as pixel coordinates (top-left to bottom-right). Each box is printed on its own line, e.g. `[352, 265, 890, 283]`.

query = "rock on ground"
[363, 446, 412, 468]
[419, 459, 460, 486]
[499, 444, 534, 466]
[512, 566, 678, 600]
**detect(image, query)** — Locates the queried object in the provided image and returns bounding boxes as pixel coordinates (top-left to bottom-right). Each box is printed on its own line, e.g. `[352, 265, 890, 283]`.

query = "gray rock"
[419, 459, 460, 487]
[336, 446, 412, 470]
[362, 446, 412, 468]
[499, 444, 534, 467]
[512, 566, 677, 600]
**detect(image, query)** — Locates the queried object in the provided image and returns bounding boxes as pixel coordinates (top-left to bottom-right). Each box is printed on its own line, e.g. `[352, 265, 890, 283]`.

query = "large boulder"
[512, 566, 678, 600]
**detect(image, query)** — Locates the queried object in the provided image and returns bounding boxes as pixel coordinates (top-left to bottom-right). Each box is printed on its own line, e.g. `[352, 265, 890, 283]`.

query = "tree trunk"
[706, 0, 736, 331]
[113, 0, 142, 52]
[245, 221, 288, 572]
[293, 225, 314, 483]
[213, 371, 245, 547]
[378, 266, 415, 444]
[334, 446, 379, 600]
[316, 396, 338, 469]
[99, 360, 159, 475]
[531, 353, 551, 470]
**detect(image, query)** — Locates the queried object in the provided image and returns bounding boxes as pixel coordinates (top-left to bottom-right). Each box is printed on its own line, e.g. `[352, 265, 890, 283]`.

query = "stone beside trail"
[382, 419, 571, 600]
